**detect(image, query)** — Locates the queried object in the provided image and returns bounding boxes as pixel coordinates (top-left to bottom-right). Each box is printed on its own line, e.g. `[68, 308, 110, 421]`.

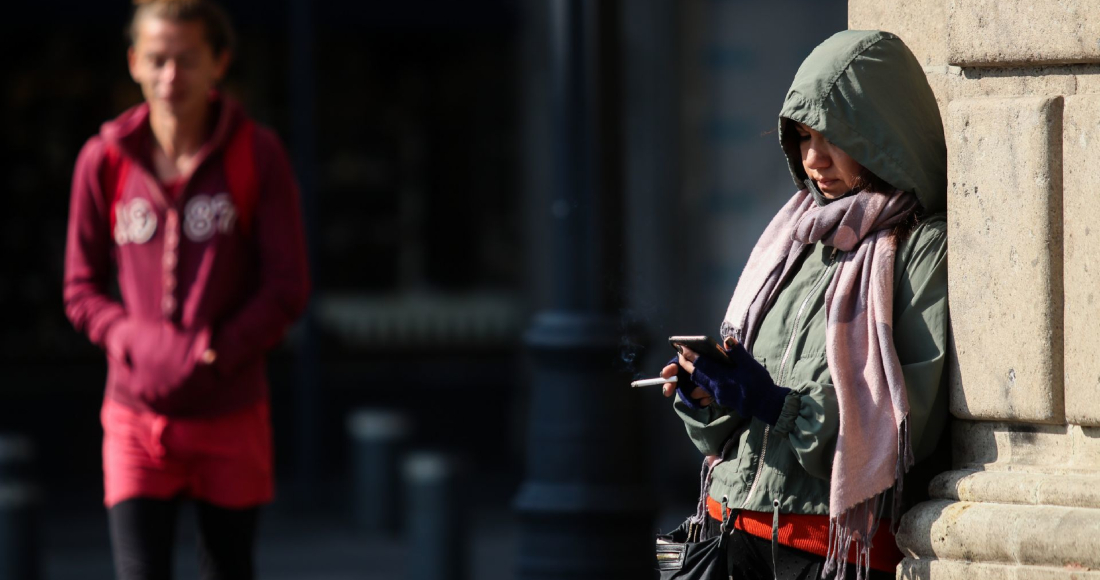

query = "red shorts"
[101, 397, 274, 509]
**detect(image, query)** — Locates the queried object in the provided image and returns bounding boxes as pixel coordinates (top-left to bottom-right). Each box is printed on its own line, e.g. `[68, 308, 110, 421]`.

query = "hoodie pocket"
[126, 323, 210, 413]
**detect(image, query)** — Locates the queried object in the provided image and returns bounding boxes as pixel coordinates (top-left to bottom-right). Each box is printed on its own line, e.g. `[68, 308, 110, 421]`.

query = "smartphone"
[668, 335, 732, 365]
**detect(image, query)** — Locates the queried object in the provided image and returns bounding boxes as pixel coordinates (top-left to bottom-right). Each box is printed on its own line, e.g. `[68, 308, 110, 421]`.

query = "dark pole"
[404, 453, 465, 580]
[0, 436, 39, 580]
[288, 0, 321, 507]
[514, 1, 652, 578]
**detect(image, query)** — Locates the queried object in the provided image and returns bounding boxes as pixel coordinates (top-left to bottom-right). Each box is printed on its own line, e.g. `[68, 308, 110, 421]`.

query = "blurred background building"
[0, 0, 846, 577]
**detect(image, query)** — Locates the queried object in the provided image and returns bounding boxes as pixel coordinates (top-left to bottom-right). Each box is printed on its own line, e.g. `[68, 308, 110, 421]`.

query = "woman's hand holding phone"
[661, 346, 713, 407]
[687, 341, 794, 426]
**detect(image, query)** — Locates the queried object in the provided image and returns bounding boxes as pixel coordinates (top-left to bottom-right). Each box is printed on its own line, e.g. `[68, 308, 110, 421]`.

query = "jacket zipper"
[738, 246, 839, 510]
[776, 246, 839, 387]
[739, 424, 770, 509]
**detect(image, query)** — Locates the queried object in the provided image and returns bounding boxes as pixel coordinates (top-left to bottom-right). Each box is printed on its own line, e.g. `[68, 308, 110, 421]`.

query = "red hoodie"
[64, 96, 310, 417]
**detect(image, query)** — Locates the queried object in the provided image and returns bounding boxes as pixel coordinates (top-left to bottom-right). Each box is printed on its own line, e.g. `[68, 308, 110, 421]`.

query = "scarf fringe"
[693, 456, 714, 527]
[822, 414, 914, 580]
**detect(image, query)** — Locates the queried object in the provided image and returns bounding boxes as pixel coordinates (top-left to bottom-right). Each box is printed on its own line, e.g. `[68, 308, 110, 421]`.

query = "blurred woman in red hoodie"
[63, 1, 309, 578]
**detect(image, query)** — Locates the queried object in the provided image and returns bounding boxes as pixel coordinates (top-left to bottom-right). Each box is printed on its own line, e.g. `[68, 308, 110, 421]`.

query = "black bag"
[655, 503, 735, 579]
[655, 437, 738, 579]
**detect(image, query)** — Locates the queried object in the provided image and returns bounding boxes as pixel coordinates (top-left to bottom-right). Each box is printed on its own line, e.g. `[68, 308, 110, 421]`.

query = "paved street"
[36, 484, 518, 580]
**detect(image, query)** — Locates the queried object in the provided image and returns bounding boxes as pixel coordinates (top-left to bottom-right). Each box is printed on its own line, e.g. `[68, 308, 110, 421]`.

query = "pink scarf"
[720, 188, 919, 578]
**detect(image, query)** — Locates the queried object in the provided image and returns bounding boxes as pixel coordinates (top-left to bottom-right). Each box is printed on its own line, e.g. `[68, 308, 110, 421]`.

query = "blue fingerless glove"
[666, 356, 703, 409]
[689, 344, 792, 425]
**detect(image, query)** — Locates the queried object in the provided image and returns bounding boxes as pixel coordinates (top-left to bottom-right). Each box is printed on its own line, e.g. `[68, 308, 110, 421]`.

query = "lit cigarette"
[631, 376, 677, 388]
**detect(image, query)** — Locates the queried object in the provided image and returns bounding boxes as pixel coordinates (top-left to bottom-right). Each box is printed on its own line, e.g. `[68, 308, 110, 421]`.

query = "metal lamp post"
[515, 1, 652, 578]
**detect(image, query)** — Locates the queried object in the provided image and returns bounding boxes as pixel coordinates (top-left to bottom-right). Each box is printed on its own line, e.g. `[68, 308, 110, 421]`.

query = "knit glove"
[690, 343, 792, 425]
[666, 356, 705, 409]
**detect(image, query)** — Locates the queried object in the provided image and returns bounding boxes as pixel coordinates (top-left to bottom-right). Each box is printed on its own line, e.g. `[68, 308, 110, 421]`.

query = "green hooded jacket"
[675, 30, 949, 516]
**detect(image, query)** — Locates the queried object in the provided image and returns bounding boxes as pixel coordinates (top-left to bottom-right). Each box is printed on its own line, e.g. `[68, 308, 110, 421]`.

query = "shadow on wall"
[897, 559, 933, 580]
[951, 422, 1091, 469]
[945, 319, 966, 418]
[960, 64, 1100, 83]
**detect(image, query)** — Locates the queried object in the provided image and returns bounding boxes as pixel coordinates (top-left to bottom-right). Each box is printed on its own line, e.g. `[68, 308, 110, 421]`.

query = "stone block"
[929, 469, 1100, 508]
[947, 0, 1100, 66]
[1077, 66, 1100, 94]
[899, 559, 1100, 580]
[924, 65, 1100, 116]
[953, 422, 1100, 472]
[947, 96, 1065, 423]
[954, 66, 1078, 100]
[1063, 95, 1100, 426]
[923, 66, 960, 121]
[1078, 425, 1100, 468]
[849, 0, 946, 66]
[897, 499, 1100, 567]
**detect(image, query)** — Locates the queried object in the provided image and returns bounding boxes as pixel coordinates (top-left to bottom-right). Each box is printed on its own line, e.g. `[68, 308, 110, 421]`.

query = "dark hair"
[128, 0, 236, 57]
[847, 168, 893, 196]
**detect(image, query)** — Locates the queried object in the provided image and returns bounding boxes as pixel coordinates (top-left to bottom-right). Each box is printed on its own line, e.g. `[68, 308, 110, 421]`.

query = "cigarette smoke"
[616, 308, 653, 379]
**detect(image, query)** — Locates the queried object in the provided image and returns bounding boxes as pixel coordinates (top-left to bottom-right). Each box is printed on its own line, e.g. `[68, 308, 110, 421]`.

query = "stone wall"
[850, 1, 1100, 578]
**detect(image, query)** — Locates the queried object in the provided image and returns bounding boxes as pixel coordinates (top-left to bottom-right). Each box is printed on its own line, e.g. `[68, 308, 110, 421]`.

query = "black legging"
[108, 497, 259, 580]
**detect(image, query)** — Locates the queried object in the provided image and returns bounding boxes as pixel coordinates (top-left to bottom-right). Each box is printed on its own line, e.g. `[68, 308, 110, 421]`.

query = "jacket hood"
[778, 30, 947, 213]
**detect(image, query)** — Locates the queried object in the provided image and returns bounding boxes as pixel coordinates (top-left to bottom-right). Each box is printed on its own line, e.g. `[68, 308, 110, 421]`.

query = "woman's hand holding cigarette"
[661, 346, 713, 407]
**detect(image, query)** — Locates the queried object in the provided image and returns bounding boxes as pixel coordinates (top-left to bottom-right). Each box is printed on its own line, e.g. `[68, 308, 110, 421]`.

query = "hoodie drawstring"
[771, 498, 781, 580]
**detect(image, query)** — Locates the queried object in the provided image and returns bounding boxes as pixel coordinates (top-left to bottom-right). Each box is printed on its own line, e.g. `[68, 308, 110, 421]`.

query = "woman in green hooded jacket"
[659, 30, 949, 579]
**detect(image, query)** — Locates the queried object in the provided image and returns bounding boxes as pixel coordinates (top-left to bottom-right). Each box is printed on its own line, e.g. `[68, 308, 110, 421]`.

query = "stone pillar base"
[898, 422, 1100, 578]
[900, 559, 1100, 580]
